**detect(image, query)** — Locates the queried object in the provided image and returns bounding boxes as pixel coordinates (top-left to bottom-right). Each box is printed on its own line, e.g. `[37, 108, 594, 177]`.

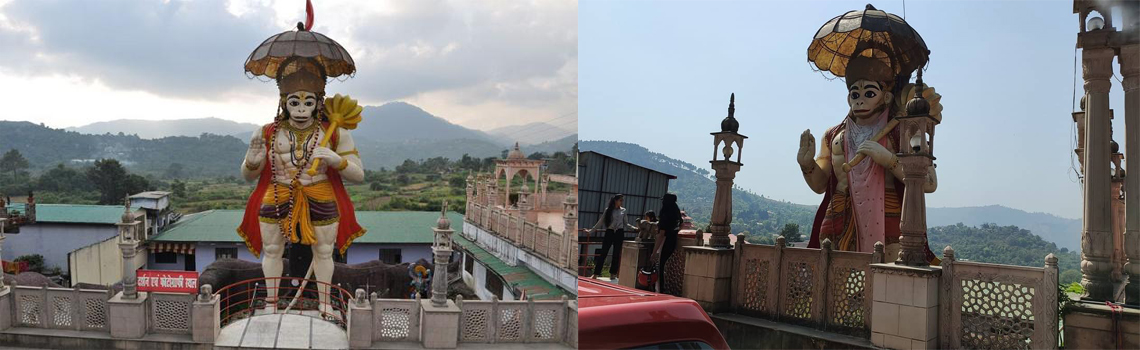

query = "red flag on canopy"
[304, 0, 314, 31]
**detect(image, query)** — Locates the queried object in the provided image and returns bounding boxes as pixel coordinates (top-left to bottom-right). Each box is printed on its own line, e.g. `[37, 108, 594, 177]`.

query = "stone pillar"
[0, 218, 6, 290]
[348, 288, 373, 348]
[465, 175, 474, 219]
[108, 290, 149, 338]
[681, 246, 734, 312]
[870, 262, 941, 349]
[1080, 47, 1116, 302]
[1120, 43, 1140, 305]
[708, 94, 746, 249]
[896, 154, 933, 266]
[0, 218, 7, 331]
[192, 284, 220, 344]
[563, 194, 578, 269]
[618, 240, 653, 289]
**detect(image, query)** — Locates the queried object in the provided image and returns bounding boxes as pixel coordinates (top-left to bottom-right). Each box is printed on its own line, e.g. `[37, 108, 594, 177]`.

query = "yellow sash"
[262, 181, 336, 245]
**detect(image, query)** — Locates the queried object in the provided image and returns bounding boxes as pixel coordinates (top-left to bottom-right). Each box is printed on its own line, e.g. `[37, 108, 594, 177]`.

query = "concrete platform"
[215, 313, 349, 349]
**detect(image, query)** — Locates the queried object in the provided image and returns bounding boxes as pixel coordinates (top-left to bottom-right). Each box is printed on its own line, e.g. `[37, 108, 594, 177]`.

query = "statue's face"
[285, 91, 318, 124]
[847, 80, 891, 120]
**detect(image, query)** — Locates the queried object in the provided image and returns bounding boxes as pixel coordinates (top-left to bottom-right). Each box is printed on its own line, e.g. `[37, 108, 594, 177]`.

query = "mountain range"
[1, 102, 576, 176]
[579, 140, 1081, 251]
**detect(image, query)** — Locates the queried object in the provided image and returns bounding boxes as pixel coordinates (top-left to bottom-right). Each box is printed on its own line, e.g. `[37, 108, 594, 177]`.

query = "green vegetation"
[0, 149, 30, 183]
[927, 223, 1082, 285]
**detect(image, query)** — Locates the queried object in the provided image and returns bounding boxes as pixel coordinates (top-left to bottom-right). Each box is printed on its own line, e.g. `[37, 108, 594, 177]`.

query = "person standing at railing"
[585, 194, 636, 281]
[652, 193, 682, 294]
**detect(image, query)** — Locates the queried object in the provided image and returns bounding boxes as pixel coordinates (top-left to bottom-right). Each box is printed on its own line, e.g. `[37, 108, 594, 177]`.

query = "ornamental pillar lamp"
[708, 93, 747, 249]
[116, 196, 141, 298]
[894, 71, 939, 267]
[430, 202, 454, 307]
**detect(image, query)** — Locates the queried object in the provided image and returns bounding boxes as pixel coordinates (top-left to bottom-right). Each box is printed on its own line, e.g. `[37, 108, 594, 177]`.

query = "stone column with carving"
[465, 174, 474, 220]
[1080, 47, 1116, 302]
[708, 94, 746, 249]
[563, 194, 578, 269]
[1120, 43, 1139, 305]
[109, 201, 148, 339]
[421, 203, 460, 348]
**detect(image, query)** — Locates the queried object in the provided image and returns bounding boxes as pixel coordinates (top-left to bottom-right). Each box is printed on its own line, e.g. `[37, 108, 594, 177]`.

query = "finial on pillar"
[721, 93, 739, 133]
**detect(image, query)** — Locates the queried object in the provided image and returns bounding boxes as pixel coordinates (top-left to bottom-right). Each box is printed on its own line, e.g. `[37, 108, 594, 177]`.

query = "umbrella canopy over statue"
[244, 23, 356, 80]
[807, 4, 929, 79]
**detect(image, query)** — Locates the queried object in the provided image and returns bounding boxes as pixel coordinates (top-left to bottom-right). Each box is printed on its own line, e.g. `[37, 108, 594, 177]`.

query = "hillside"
[927, 205, 1081, 251]
[2, 102, 576, 176]
[67, 118, 259, 139]
[579, 140, 1080, 251]
[928, 223, 1082, 285]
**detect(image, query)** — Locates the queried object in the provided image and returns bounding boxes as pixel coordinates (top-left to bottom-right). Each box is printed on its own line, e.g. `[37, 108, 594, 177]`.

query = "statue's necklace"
[282, 122, 319, 167]
[267, 120, 323, 239]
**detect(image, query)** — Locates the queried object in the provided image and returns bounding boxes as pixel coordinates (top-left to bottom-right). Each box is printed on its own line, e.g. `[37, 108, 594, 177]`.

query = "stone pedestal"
[420, 299, 460, 349]
[566, 300, 578, 348]
[1063, 301, 1139, 349]
[682, 246, 734, 312]
[108, 291, 148, 339]
[618, 240, 653, 289]
[870, 264, 941, 350]
[191, 294, 220, 343]
[348, 299, 373, 348]
[0, 286, 11, 331]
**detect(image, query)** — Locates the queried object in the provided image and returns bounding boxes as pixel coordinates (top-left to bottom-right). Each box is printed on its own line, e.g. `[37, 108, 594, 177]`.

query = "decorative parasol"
[243, 0, 355, 79]
[807, 4, 928, 79]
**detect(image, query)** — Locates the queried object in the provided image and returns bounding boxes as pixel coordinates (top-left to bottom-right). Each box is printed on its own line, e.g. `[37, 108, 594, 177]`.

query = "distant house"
[1, 203, 149, 286]
[145, 209, 461, 273]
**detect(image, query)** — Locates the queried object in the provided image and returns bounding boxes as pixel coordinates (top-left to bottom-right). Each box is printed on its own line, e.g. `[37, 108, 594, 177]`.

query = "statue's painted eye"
[289, 101, 300, 107]
[865, 91, 877, 99]
[305, 101, 315, 107]
[850, 92, 860, 100]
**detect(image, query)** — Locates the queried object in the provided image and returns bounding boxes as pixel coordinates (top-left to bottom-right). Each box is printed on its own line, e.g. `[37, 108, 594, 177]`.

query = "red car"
[578, 277, 730, 350]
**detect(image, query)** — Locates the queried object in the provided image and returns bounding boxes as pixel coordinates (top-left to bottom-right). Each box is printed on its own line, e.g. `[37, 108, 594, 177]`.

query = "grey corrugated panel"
[577, 150, 675, 236]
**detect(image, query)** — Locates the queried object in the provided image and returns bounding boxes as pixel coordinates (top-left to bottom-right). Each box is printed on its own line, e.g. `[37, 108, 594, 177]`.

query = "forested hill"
[579, 140, 817, 238]
[928, 223, 1082, 285]
[0, 121, 246, 178]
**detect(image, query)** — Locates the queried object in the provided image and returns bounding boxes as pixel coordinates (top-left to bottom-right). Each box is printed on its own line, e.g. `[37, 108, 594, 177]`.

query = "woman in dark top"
[652, 193, 682, 293]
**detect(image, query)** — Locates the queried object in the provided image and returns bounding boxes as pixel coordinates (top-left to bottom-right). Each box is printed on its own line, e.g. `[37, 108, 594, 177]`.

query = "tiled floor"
[215, 313, 348, 349]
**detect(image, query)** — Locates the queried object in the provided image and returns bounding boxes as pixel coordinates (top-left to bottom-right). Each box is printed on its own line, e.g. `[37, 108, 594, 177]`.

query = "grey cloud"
[0, 0, 576, 109]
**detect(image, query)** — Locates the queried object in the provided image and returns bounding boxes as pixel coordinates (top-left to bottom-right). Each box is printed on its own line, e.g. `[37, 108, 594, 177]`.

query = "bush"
[14, 254, 45, 273]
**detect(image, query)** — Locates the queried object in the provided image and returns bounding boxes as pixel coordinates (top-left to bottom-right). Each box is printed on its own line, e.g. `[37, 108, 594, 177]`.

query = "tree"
[86, 159, 150, 204]
[171, 179, 187, 198]
[164, 163, 186, 179]
[780, 223, 803, 243]
[0, 149, 30, 182]
[36, 164, 91, 193]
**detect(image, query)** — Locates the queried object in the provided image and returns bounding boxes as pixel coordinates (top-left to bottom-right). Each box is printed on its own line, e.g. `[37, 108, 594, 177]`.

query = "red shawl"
[236, 122, 366, 258]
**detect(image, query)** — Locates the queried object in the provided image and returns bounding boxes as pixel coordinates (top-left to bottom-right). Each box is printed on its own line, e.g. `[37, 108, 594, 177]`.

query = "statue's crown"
[276, 57, 327, 95]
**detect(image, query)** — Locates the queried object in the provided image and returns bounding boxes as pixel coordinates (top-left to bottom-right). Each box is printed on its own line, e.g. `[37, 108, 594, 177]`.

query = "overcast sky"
[581, 0, 1128, 219]
[0, 0, 577, 131]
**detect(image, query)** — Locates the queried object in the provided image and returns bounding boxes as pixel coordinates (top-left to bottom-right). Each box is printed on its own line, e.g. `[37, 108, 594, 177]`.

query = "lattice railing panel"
[532, 302, 565, 341]
[149, 292, 192, 334]
[79, 291, 108, 331]
[958, 279, 1036, 350]
[663, 249, 687, 296]
[496, 304, 526, 342]
[828, 265, 868, 332]
[741, 259, 771, 314]
[50, 294, 74, 328]
[374, 300, 419, 341]
[782, 260, 815, 320]
[459, 302, 492, 342]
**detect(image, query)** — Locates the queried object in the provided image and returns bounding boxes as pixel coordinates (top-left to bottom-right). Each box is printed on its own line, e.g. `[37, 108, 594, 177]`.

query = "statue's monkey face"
[285, 91, 318, 124]
[847, 80, 892, 120]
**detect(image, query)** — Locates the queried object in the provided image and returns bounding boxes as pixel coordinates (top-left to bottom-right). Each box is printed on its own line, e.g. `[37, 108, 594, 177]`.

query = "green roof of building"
[8, 204, 141, 225]
[451, 230, 571, 300]
[150, 209, 461, 244]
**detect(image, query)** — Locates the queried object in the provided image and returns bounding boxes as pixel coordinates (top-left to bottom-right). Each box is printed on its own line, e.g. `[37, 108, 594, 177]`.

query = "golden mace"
[307, 94, 363, 175]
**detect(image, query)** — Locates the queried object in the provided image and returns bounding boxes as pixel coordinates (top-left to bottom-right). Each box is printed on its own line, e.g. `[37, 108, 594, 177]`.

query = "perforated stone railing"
[455, 296, 571, 344]
[373, 298, 421, 342]
[662, 233, 701, 297]
[939, 252, 1058, 350]
[465, 203, 572, 271]
[149, 292, 194, 334]
[11, 285, 112, 332]
[730, 237, 881, 336]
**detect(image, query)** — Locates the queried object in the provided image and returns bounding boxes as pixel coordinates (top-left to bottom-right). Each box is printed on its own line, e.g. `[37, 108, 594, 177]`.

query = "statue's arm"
[334, 129, 365, 183]
[241, 125, 268, 181]
[799, 130, 831, 194]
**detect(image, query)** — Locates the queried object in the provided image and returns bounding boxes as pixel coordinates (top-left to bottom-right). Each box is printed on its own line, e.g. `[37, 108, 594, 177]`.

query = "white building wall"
[462, 222, 577, 295]
[6, 223, 118, 270]
[68, 238, 147, 287]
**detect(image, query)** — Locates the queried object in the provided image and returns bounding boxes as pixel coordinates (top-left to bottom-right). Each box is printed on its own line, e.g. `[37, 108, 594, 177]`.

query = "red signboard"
[136, 270, 199, 294]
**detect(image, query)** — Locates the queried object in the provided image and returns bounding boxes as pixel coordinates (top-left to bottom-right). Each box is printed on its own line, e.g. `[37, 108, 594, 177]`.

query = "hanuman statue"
[797, 55, 939, 263]
[237, 56, 367, 314]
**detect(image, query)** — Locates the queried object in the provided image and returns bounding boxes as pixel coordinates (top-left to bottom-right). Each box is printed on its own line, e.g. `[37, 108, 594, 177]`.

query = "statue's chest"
[270, 127, 324, 165]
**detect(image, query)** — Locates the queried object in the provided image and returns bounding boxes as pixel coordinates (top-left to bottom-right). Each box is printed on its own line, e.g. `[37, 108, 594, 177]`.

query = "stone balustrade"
[455, 295, 574, 344]
[729, 236, 881, 337]
[939, 252, 1058, 349]
[466, 203, 573, 271]
[9, 285, 114, 332]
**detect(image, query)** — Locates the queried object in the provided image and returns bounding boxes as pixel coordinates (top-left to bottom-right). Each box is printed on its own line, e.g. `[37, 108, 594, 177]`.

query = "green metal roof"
[14, 204, 140, 225]
[150, 209, 461, 244]
[451, 230, 571, 300]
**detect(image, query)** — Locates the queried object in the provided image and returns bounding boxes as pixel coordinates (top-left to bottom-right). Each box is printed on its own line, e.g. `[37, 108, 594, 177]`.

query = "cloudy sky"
[581, 0, 1128, 219]
[0, 0, 577, 131]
